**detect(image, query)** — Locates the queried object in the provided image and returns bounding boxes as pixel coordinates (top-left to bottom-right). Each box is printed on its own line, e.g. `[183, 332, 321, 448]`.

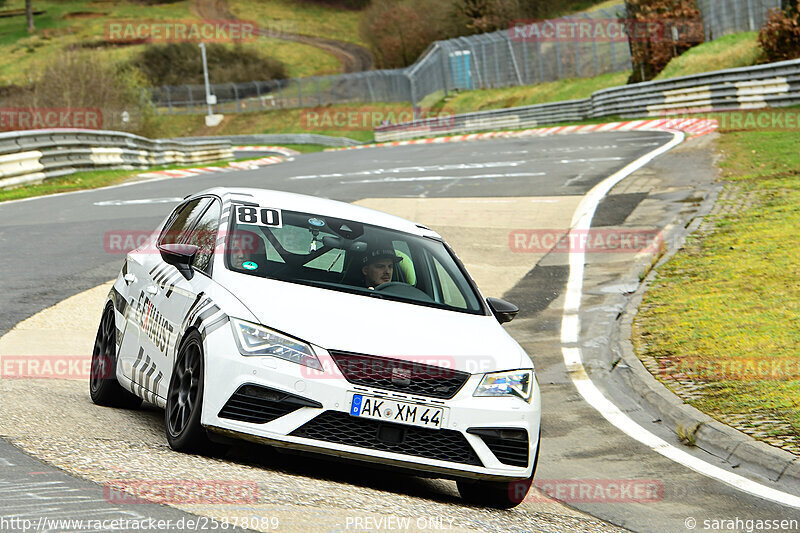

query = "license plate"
[349, 394, 444, 430]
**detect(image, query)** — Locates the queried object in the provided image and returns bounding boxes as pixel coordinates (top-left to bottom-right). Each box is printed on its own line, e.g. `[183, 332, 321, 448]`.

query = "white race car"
[90, 187, 541, 508]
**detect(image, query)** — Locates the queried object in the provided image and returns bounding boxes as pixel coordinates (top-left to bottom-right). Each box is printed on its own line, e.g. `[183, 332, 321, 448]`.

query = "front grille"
[218, 384, 321, 424]
[467, 427, 529, 467]
[329, 351, 470, 399]
[290, 410, 482, 466]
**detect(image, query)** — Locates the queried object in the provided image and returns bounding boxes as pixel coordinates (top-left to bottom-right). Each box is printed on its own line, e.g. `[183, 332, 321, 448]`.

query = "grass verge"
[633, 127, 800, 452]
[228, 0, 366, 46]
[0, 0, 194, 85]
[149, 102, 421, 142]
[654, 32, 763, 80]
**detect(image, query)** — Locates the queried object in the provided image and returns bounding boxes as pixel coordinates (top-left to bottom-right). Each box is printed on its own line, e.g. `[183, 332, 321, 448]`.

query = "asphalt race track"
[1, 132, 799, 532]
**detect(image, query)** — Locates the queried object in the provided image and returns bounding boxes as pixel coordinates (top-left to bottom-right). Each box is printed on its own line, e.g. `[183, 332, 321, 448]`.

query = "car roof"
[192, 187, 440, 238]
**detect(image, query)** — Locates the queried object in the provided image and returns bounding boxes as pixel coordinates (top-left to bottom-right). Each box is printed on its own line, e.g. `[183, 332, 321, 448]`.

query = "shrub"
[759, 6, 800, 62]
[624, 0, 705, 83]
[360, 0, 529, 68]
[3, 51, 158, 136]
[131, 43, 287, 87]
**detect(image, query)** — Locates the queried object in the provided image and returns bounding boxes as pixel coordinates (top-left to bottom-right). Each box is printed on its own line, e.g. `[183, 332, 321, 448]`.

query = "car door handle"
[124, 273, 137, 285]
[146, 285, 159, 295]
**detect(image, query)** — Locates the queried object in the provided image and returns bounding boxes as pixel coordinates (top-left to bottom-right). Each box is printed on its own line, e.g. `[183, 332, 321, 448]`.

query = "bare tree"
[26, 0, 34, 33]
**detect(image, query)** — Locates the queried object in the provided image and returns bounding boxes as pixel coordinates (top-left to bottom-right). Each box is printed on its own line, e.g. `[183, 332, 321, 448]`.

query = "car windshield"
[225, 206, 484, 314]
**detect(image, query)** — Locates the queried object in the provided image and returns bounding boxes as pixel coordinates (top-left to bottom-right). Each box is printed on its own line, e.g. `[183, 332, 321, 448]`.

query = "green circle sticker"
[242, 261, 258, 270]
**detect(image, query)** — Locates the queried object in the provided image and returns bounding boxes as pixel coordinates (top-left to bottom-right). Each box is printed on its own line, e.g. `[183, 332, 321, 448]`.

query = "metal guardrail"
[0, 129, 233, 189]
[375, 58, 800, 141]
[172, 133, 362, 147]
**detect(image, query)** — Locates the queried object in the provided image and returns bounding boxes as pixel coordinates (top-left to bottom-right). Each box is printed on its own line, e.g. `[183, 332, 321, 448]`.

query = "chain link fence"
[697, 0, 781, 40]
[151, 70, 413, 115]
[151, 1, 783, 115]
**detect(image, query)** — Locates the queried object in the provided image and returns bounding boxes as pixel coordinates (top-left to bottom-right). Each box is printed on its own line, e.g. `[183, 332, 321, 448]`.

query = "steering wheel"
[373, 282, 434, 302]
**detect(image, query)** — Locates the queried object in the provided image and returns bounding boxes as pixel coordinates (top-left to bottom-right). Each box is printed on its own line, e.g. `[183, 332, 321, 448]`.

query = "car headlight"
[231, 318, 322, 371]
[474, 369, 533, 401]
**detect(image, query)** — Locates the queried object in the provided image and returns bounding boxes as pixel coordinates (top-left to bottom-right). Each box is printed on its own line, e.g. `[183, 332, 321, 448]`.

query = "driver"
[362, 246, 403, 289]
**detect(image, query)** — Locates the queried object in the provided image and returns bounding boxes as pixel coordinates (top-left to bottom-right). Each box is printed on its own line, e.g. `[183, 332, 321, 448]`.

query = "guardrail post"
[232, 83, 240, 113]
[165, 86, 173, 114]
[315, 77, 322, 106]
[537, 40, 544, 83]
[298, 78, 303, 108]
[492, 37, 502, 86]
[365, 73, 376, 102]
[555, 39, 563, 79]
[255, 81, 262, 110]
[522, 36, 530, 84]
[186, 85, 194, 113]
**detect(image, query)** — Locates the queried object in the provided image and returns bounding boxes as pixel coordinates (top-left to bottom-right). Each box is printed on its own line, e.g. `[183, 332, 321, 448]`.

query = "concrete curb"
[326, 118, 719, 152]
[136, 155, 289, 179]
[603, 145, 800, 487]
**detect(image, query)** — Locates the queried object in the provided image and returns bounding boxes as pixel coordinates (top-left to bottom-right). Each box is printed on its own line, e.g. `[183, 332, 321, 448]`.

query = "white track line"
[562, 130, 800, 509]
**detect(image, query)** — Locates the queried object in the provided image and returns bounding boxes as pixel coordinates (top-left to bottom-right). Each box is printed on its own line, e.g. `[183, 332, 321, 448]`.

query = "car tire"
[165, 330, 218, 454]
[89, 304, 143, 409]
[457, 432, 541, 509]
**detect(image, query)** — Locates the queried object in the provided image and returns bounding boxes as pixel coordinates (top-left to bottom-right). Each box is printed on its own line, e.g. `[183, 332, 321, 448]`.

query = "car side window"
[431, 256, 468, 309]
[159, 198, 212, 246]
[186, 200, 221, 273]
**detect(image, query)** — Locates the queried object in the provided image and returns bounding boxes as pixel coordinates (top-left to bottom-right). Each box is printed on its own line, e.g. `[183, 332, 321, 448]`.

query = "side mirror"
[158, 243, 199, 280]
[486, 297, 519, 324]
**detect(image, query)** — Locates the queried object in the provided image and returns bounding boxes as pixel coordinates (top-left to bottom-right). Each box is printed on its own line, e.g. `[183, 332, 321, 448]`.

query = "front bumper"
[201, 326, 541, 482]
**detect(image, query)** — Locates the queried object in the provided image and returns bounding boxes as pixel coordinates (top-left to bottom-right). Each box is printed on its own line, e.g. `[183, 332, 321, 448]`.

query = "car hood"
[223, 275, 531, 374]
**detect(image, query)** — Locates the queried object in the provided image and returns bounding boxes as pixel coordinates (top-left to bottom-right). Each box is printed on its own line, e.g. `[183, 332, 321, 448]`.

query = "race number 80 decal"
[236, 206, 282, 228]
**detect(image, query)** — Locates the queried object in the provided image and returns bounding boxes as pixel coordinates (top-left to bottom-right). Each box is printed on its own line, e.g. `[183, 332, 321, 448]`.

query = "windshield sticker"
[236, 205, 282, 228]
[242, 261, 258, 270]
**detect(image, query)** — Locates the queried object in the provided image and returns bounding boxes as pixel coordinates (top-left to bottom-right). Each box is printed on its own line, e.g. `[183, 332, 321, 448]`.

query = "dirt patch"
[0, 8, 45, 18]
[63, 11, 107, 19]
[72, 38, 149, 49]
[192, 0, 374, 73]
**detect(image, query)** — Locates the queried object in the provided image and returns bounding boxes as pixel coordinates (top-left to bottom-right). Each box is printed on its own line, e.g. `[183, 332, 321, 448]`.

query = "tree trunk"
[26, 0, 34, 34]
